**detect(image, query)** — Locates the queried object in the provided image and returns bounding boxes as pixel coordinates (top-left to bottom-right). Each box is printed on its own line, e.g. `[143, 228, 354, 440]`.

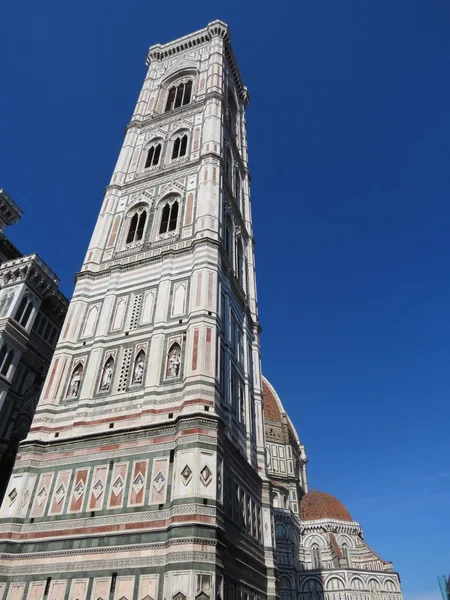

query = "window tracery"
[126, 209, 147, 244]
[144, 143, 162, 168]
[14, 294, 35, 328]
[172, 134, 188, 159]
[165, 80, 192, 112]
[311, 544, 322, 570]
[154, 196, 181, 241]
[0, 345, 14, 377]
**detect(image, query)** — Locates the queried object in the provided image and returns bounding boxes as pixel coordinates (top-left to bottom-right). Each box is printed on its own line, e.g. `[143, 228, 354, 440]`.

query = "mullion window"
[160, 204, 171, 234]
[180, 135, 187, 157]
[136, 212, 146, 241]
[153, 144, 161, 165]
[172, 137, 181, 159]
[165, 81, 193, 113]
[126, 211, 147, 244]
[183, 81, 192, 105]
[145, 147, 155, 168]
[126, 214, 138, 243]
[168, 202, 179, 231]
[172, 135, 188, 160]
[174, 84, 184, 108]
[159, 202, 179, 234]
[165, 87, 176, 112]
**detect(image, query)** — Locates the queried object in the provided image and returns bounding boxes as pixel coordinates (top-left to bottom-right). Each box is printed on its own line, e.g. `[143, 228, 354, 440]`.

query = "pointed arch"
[224, 214, 233, 263]
[0, 347, 14, 377]
[14, 296, 28, 322]
[82, 305, 98, 338]
[172, 134, 189, 159]
[112, 297, 127, 331]
[144, 142, 162, 168]
[67, 362, 84, 398]
[99, 356, 114, 391]
[165, 80, 193, 112]
[166, 342, 181, 377]
[132, 349, 145, 385]
[342, 542, 351, 567]
[122, 203, 149, 248]
[158, 197, 180, 235]
[172, 283, 186, 317]
[0, 292, 10, 317]
[311, 544, 322, 570]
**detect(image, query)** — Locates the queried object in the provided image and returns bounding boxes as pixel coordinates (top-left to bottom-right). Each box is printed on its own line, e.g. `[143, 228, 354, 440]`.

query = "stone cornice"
[0, 189, 23, 225]
[300, 518, 362, 537]
[145, 20, 249, 107]
[0, 254, 67, 305]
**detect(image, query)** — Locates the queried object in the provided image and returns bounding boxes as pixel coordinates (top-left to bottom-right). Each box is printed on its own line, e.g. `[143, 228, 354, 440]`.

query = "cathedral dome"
[300, 490, 353, 522]
[262, 378, 282, 422]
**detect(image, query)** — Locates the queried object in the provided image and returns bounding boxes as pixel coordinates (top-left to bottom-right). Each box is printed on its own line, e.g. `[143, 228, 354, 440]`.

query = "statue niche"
[132, 350, 145, 385]
[99, 356, 114, 391]
[166, 342, 181, 377]
[67, 363, 83, 398]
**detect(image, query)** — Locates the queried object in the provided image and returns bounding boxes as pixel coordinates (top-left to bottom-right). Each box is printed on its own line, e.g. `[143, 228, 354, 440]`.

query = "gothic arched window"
[126, 210, 147, 244]
[311, 544, 321, 570]
[145, 143, 162, 168]
[342, 543, 351, 567]
[14, 295, 34, 328]
[225, 148, 232, 184]
[159, 201, 179, 234]
[0, 344, 14, 377]
[234, 168, 241, 206]
[224, 215, 233, 263]
[172, 134, 188, 159]
[165, 80, 192, 112]
[236, 241, 244, 286]
[0, 348, 14, 377]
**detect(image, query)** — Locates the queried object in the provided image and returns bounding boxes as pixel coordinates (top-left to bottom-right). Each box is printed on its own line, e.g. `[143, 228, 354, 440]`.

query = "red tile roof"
[300, 490, 353, 522]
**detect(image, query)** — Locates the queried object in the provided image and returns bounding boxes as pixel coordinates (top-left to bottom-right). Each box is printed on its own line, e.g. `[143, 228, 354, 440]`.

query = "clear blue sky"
[1, 1, 449, 598]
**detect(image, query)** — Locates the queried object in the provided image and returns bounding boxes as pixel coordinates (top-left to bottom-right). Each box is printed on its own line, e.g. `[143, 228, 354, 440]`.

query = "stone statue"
[169, 350, 181, 376]
[69, 366, 82, 397]
[133, 353, 145, 384]
[100, 360, 113, 391]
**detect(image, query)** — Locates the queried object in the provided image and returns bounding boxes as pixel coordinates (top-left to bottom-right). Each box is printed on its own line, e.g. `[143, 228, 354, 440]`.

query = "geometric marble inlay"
[92, 479, 104, 499]
[200, 465, 212, 486]
[74, 480, 85, 500]
[112, 476, 124, 497]
[7, 488, 17, 505]
[36, 487, 47, 506]
[55, 484, 66, 504]
[132, 472, 145, 495]
[181, 465, 192, 486]
[153, 471, 166, 492]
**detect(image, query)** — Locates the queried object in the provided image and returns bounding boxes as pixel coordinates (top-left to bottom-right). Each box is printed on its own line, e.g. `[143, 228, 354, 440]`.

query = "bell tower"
[0, 21, 276, 600]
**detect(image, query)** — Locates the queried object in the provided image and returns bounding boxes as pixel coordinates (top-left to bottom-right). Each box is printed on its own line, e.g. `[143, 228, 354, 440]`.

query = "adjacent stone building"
[0, 189, 68, 502]
[0, 21, 403, 600]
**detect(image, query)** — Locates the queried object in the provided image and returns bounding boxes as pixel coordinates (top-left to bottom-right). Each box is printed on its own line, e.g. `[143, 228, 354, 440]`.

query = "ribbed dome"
[300, 490, 353, 522]
[262, 379, 281, 421]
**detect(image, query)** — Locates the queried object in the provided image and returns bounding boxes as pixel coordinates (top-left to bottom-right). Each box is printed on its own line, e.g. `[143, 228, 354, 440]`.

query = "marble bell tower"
[0, 21, 277, 600]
